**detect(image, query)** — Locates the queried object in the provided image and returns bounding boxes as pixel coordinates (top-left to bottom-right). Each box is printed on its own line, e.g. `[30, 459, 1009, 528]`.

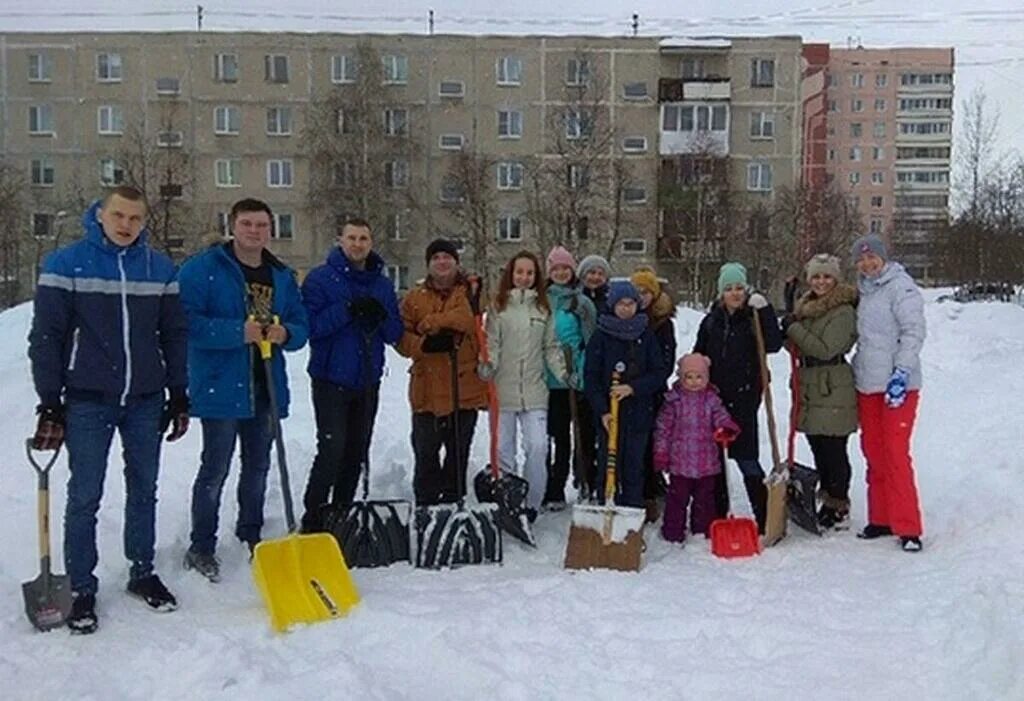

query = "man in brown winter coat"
[397, 239, 487, 505]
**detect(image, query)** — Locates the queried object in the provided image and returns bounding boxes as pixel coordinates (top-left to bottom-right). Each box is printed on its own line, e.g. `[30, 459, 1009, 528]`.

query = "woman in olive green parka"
[784, 253, 859, 529]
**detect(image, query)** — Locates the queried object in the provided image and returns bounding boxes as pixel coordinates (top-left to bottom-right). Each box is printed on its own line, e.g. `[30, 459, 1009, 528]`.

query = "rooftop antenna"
[631, 13, 639, 37]
[197, 5, 203, 31]
[429, 9, 435, 36]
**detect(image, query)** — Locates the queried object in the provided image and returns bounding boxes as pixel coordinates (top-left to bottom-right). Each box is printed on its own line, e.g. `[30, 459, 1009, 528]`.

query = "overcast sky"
[4, 0, 1023, 162]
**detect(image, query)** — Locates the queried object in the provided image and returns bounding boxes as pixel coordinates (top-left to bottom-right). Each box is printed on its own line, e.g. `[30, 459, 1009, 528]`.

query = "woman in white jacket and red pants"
[851, 234, 927, 552]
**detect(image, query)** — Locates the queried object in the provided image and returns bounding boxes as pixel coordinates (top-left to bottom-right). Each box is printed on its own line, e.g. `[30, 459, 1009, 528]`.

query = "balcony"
[659, 78, 730, 103]
[659, 102, 730, 156]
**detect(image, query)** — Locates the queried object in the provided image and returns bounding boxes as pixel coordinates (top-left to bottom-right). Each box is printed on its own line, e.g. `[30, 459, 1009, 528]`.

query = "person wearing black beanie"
[425, 238, 460, 265]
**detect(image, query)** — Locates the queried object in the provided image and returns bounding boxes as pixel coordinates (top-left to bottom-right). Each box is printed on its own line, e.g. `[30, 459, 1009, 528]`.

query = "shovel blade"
[787, 462, 823, 536]
[22, 573, 72, 632]
[473, 467, 536, 547]
[323, 499, 412, 568]
[763, 470, 789, 547]
[252, 533, 360, 633]
[710, 516, 762, 558]
[414, 503, 502, 569]
[563, 503, 646, 572]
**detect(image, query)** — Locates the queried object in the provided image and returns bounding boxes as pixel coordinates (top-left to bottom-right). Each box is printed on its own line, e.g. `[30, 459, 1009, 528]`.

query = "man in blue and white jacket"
[28, 186, 190, 634]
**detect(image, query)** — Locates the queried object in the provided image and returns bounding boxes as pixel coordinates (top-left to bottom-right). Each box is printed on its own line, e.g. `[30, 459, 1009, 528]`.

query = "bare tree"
[955, 85, 1001, 218]
[768, 181, 862, 277]
[442, 151, 502, 288]
[0, 160, 29, 308]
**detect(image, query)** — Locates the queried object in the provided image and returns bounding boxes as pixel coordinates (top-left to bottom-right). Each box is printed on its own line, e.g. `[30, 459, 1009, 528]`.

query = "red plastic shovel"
[710, 443, 761, 559]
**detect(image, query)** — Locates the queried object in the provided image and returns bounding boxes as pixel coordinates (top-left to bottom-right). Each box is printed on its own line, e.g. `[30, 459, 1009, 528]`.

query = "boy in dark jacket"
[584, 281, 666, 508]
[28, 187, 189, 633]
[299, 218, 403, 531]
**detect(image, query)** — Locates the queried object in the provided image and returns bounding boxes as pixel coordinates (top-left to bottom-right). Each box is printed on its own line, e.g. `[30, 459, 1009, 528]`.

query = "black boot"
[743, 477, 768, 535]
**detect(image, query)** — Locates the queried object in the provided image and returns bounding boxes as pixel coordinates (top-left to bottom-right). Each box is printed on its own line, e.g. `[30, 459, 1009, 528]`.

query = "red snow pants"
[857, 391, 923, 537]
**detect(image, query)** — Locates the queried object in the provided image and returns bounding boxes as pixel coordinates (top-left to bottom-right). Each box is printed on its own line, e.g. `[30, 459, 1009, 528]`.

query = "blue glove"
[885, 367, 910, 408]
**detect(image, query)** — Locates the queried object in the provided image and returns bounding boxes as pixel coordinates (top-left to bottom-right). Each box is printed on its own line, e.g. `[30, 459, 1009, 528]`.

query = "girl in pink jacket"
[653, 353, 739, 543]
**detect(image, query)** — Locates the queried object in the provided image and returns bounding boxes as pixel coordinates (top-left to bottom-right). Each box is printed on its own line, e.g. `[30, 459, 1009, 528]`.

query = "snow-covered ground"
[1, 292, 1022, 700]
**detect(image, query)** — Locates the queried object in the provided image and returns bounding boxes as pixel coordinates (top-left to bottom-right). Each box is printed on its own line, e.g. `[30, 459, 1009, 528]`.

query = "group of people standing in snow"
[26, 186, 927, 636]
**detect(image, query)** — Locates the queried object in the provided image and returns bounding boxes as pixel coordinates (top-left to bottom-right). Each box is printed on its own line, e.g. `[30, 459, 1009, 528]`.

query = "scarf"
[597, 312, 649, 341]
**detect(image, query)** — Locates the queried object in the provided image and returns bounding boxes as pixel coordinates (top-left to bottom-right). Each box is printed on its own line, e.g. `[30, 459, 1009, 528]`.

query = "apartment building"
[823, 47, 955, 280]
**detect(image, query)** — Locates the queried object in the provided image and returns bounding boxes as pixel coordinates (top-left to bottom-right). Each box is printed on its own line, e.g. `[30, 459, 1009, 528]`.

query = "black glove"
[783, 276, 800, 314]
[161, 388, 190, 442]
[421, 331, 456, 354]
[32, 404, 65, 451]
[350, 296, 387, 332]
[780, 313, 797, 335]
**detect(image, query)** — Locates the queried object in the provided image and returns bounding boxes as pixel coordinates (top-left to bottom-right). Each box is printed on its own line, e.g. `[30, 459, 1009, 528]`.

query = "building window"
[273, 213, 293, 240]
[873, 122, 886, 138]
[622, 136, 648, 153]
[439, 133, 465, 151]
[384, 212, 406, 240]
[875, 98, 887, 111]
[267, 159, 293, 188]
[264, 55, 289, 83]
[99, 158, 125, 186]
[497, 161, 524, 190]
[850, 123, 863, 138]
[623, 82, 648, 100]
[900, 73, 953, 86]
[266, 107, 292, 136]
[566, 58, 590, 86]
[750, 111, 775, 138]
[849, 146, 862, 162]
[384, 159, 409, 189]
[28, 53, 52, 82]
[335, 109, 354, 135]
[662, 104, 727, 132]
[681, 58, 705, 79]
[217, 212, 231, 237]
[872, 171, 885, 185]
[332, 161, 356, 187]
[383, 108, 409, 136]
[439, 179, 465, 204]
[214, 106, 241, 135]
[898, 97, 953, 111]
[827, 148, 836, 162]
[215, 159, 242, 187]
[331, 54, 357, 83]
[32, 213, 55, 239]
[851, 98, 864, 113]
[565, 109, 592, 140]
[851, 73, 864, 88]
[97, 53, 122, 82]
[157, 131, 183, 148]
[750, 58, 775, 87]
[567, 164, 590, 190]
[28, 104, 55, 134]
[567, 216, 589, 241]
[871, 195, 884, 208]
[827, 124, 836, 137]
[215, 53, 238, 83]
[385, 265, 410, 291]
[31, 157, 55, 186]
[497, 215, 523, 242]
[496, 56, 522, 85]
[898, 121, 950, 136]
[622, 186, 647, 204]
[896, 170, 950, 184]
[97, 105, 124, 135]
[439, 80, 465, 98]
[621, 239, 647, 255]
[498, 110, 523, 139]
[382, 54, 408, 84]
[875, 73, 888, 88]
[869, 218, 883, 234]
[827, 99, 839, 113]
[849, 172, 861, 185]
[873, 146, 885, 160]
[747, 163, 773, 192]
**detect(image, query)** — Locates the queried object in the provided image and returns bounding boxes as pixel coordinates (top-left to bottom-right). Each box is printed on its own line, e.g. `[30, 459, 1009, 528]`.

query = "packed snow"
[1, 291, 1022, 699]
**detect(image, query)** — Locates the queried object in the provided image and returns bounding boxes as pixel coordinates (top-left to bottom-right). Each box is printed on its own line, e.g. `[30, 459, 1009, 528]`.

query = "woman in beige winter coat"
[480, 251, 566, 519]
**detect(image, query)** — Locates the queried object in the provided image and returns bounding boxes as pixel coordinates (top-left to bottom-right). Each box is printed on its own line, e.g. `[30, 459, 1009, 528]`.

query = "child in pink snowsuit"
[653, 353, 740, 543]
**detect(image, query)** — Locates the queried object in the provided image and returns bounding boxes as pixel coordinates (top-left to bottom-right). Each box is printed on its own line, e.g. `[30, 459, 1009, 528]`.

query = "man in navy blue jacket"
[178, 199, 308, 583]
[28, 186, 190, 634]
[298, 217, 402, 532]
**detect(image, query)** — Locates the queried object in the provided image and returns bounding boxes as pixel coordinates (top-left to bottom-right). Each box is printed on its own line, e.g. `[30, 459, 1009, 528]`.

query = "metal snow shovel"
[785, 347, 823, 536]
[322, 332, 412, 568]
[710, 443, 762, 559]
[251, 329, 360, 632]
[415, 343, 502, 569]
[564, 369, 646, 572]
[22, 439, 72, 632]
[470, 312, 535, 546]
[753, 310, 789, 547]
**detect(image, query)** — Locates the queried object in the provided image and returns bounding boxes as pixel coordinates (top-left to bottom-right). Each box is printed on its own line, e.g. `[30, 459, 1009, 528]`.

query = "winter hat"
[804, 253, 842, 281]
[630, 267, 661, 297]
[577, 254, 611, 281]
[425, 238, 460, 264]
[546, 246, 577, 273]
[607, 280, 640, 309]
[678, 353, 711, 387]
[851, 234, 887, 263]
[717, 262, 748, 295]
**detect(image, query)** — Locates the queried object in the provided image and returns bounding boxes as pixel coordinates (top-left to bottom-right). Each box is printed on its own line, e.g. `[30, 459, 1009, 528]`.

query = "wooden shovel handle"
[752, 310, 784, 474]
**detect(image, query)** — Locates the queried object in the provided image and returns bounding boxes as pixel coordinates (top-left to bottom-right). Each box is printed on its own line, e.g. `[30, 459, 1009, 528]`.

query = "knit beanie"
[630, 267, 661, 297]
[851, 234, 887, 263]
[678, 353, 711, 388]
[546, 246, 577, 273]
[425, 238, 460, 264]
[717, 262, 748, 295]
[577, 254, 611, 281]
[804, 253, 842, 281]
[607, 280, 640, 308]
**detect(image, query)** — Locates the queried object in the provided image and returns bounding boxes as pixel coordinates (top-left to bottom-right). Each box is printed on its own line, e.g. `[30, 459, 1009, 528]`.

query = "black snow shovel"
[322, 332, 413, 567]
[23, 439, 72, 631]
[470, 311, 535, 546]
[414, 343, 501, 569]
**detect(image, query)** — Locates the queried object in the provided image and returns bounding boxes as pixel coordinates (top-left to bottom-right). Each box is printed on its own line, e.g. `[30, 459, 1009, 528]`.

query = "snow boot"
[743, 477, 768, 535]
[818, 502, 850, 531]
[900, 536, 923, 553]
[857, 524, 893, 540]
[183, 548, 221, 583]
[127, 574, 178, 612]
[67, 593, 98, 635]
[644, 498, 661, 524]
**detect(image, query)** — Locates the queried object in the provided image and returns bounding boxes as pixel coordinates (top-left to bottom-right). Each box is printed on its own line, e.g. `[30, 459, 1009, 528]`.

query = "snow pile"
[0, 296, 1022, 700]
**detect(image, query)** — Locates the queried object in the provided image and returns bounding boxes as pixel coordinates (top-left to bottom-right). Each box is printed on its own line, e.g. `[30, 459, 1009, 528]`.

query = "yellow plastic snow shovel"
[250, 323, 360, 632]
[564, 369, 647, 572]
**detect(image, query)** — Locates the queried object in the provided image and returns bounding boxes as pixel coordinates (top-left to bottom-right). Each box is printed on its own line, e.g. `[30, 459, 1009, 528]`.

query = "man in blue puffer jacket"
[178, 199, 308, 582]
[298, 217, 403, 532]
[28, 186, 189, 634]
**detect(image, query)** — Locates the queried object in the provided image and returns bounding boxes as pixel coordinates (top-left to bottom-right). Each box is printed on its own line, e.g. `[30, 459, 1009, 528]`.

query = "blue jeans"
[189, 397, 273, 555]
[64, 394, 164, 595]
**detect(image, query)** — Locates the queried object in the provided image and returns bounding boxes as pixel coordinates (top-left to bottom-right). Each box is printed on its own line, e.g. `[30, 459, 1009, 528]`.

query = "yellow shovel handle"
[252, 314, 280, 361]
[605, 373, 621, 505]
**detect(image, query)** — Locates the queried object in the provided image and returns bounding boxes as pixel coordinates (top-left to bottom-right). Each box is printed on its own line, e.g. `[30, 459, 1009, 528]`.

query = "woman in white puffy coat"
[481, 251, 567, 519]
